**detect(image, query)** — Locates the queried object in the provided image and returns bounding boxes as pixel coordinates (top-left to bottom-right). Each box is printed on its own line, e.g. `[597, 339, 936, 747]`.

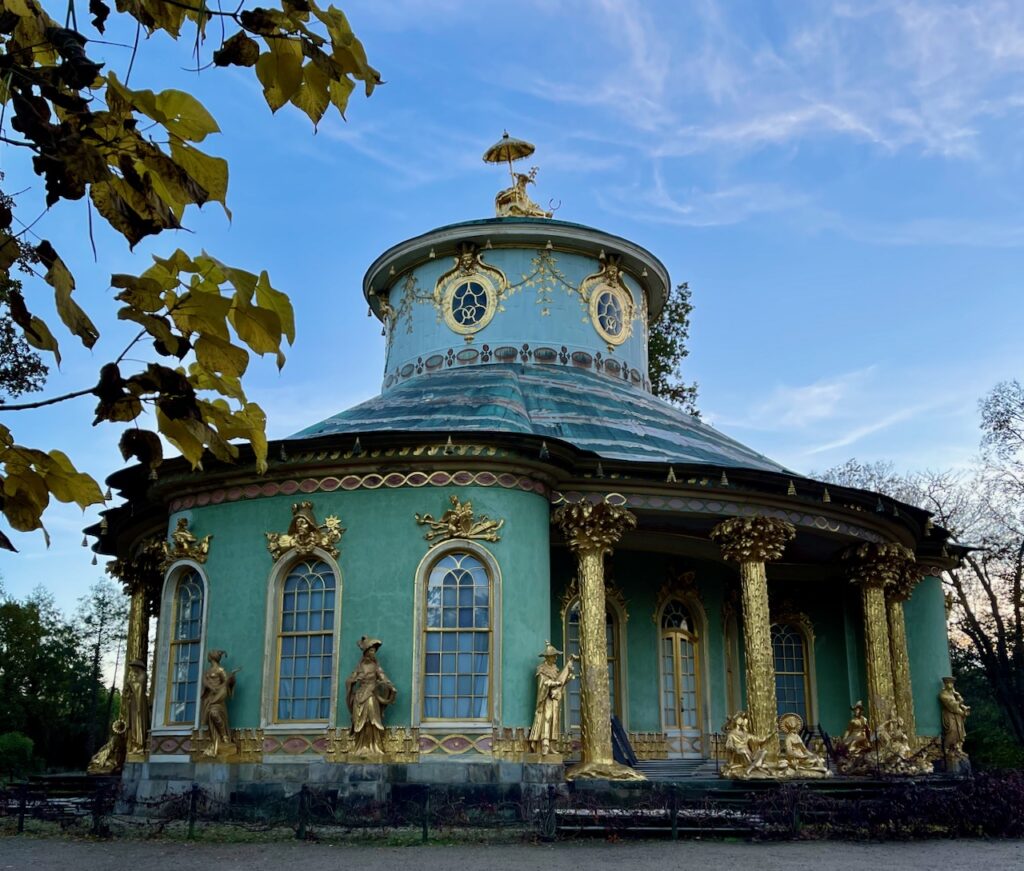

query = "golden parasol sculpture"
[483, 131, 553, 219]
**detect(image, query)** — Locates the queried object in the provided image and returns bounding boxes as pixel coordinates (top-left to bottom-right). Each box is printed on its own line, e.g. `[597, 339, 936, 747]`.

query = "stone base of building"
[119, 759, 566, 815]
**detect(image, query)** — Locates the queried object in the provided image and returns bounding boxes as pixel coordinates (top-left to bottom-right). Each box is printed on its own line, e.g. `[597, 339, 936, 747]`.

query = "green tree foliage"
[0, 1, 379, 548]
[74, 578, 129, 757]
[816, 382, 1024, 754]
[0, 731, 35, 781]
[0, 585, 106, 770]
[0, 275, 48, 399]
[648, 282, 699, 416]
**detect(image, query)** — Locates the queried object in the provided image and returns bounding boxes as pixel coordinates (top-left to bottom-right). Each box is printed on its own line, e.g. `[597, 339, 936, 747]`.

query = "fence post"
[539, 784, 557, 842]
[187, 783, 199, 840]
[669, 785, 679, 841]
[421, 785, 430, 844]
[296, 784, 310, 840]
[16, 783, 27, 834]
[90, 781, 106, 837]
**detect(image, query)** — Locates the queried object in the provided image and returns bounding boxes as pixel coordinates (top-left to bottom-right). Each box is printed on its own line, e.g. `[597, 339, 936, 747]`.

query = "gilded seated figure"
[839, 700, 872, 757]
[494, 167, 552, 219]
[346, 636, 397, 758]
[778, 713, 830, 778]
[722, 711, 775, 779]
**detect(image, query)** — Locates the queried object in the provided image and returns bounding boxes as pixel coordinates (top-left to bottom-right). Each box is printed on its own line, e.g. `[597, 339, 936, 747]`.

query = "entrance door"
[660, 599, 703, 758]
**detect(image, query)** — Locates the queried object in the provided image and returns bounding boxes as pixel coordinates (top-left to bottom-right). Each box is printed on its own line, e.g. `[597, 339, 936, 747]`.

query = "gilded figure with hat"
[346, 635, 397, 758]
[529, 641, 578, 757]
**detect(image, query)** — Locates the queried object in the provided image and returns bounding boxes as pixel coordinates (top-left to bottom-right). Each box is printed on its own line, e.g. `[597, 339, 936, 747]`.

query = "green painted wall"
[170, 484, 549, 731]
[904, 575, 951, 737]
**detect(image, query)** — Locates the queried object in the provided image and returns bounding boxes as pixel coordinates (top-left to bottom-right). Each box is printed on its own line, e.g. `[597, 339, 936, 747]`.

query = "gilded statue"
[266, 501, 344, 561]
[721, 711, 774, 778]
[87, 718, 127, 775]
[938, 676, 971, 760]
[839, 700, 872, 758]
[779, 713, 830, 778]
[199, 650, 240, 758]
[123, 659, 150, 756]
[494, 167, 552, 219]
[159, 517, 212, 568]
[346, 636, 397, 758]
[528, 642, 578, 757]
[415, 495, 504, 545]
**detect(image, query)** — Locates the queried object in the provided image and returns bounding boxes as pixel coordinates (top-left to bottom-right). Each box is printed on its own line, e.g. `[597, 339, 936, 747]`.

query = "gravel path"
[2, 838, 1023, 871]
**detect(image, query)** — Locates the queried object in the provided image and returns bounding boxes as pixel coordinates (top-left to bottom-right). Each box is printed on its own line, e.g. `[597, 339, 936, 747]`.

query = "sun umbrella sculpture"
[483, 132, 552, 218]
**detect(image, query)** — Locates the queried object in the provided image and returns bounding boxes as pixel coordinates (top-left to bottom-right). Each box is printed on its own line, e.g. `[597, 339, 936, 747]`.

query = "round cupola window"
[442, 271, 499, 335]
[589, 282, 632, 346]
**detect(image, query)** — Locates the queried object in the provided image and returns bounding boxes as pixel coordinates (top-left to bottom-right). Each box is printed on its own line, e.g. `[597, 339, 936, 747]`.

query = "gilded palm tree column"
[843, 542, 913, 728]
[553, 500, 644, 781]
[886, 563, 923, 742]
[711, 516, 796, 748]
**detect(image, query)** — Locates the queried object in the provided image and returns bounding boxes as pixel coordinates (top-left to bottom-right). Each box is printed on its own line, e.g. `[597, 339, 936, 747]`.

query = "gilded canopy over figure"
[200, 649, 239, 758]
[346, 636, 397, 758]
[528, 642, 577, 757]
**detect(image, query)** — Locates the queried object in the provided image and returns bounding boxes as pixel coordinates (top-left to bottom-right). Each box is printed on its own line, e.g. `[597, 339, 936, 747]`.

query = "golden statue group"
[721, 710, 830, 779]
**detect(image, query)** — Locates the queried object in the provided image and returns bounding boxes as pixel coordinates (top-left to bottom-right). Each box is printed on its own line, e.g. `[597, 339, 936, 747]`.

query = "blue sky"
[2, 0, 1022, 612]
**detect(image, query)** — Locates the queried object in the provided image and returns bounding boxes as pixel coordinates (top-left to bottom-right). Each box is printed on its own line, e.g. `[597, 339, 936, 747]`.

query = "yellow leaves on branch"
[0, 422, 104, 549]
[240, 2, 381, 126]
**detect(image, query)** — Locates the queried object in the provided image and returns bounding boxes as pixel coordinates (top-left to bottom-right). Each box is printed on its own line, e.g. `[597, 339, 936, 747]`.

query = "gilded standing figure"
[938, 676, 971, 759]
[123, 659, 150, 756]
[200, 649, 239, 757]
[346, 636, 397, 757]
[528, 642, 577, 756]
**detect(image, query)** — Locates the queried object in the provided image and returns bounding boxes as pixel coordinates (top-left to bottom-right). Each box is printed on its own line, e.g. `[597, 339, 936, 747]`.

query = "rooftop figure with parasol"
[484, 132, 554, 218]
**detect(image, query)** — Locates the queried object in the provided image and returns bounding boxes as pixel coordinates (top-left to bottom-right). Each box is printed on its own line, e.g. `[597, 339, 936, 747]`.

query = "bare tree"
[815, 382, 1024, 746]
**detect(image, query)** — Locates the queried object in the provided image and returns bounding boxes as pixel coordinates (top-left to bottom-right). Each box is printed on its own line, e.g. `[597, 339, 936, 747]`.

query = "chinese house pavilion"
[89, 137, 962, 804]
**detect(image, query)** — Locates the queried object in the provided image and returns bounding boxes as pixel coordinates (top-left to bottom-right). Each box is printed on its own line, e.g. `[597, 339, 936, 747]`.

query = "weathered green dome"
[291, 364, 789, 473]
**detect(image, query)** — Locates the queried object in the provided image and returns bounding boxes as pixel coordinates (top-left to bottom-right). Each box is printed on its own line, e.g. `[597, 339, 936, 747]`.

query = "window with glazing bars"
[167, 570, 204, 725]
[772, 623, 808, 721]
[276, 559, 335, 721]
[565, 603, 618, 728]
[423, 552, 490, 720]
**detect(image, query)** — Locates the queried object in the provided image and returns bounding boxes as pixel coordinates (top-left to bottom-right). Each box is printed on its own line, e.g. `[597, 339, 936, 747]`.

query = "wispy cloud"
[805, 402, 940, 455]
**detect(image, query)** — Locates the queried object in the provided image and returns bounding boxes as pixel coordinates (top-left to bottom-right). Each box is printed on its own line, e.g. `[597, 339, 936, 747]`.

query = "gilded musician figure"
[528, 642, 577, 757]
[346, 636, 397, 758]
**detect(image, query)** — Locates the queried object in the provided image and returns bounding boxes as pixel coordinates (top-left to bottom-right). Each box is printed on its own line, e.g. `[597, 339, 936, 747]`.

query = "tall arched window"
[564, 602, 621, 729]
[772, 622, 810, 722]
[660, 599, 700, 732]
[422, 551, 491, 721]
[166, 569, 204, 726]
[275, 559, 336, 722]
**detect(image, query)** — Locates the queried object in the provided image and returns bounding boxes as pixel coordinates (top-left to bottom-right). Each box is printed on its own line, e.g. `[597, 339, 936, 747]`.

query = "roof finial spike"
[539, 440, 550, 460]
[104, 487, 112, 501]
[719, 471, 729, 487]
[428, 247, 436, 259]
[787, 479, 797, 496]
[444, 435, 455, 455]
[876, 497, 885, 513]
[595, 461, 605, 478]
[91, 554, 97, 566]
[81, 535, 88, 547]
[666, 465, 677, 483]
[279, 443, 289, 462]
[545, 239, 553, 250]
[822, 487, 831, 503]
[352, 436, 363, 456]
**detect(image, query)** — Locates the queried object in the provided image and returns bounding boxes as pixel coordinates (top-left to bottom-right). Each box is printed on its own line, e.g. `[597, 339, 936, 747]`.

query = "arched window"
[660, 599, 700, 731]
[166, 569, 204, 726]
[564, 601, 621, 729]
[772, 622, 810, 722]
[422, 551, 491, 721]
[274, 559, 336, 722]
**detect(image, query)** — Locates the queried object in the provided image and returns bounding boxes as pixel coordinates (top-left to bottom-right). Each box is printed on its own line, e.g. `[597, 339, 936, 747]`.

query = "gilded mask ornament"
[266, 501, 344, 561]
[415, 494, 504, 545]
[159, 517, 212, 569]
